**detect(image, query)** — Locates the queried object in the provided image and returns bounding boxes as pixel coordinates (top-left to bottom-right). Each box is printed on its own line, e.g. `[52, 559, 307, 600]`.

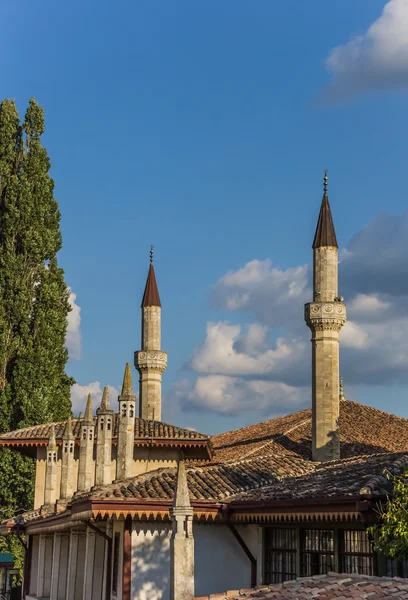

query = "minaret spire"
[116, 364, 137, 480]
[135, 249, 167, 421]
[305, 172, 346, 462]
[312, 170, 338, 250]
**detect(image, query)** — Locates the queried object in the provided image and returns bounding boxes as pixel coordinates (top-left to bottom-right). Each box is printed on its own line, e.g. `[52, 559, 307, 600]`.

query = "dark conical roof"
[141, 264, 161, 307]
[312, 193, 338, 249]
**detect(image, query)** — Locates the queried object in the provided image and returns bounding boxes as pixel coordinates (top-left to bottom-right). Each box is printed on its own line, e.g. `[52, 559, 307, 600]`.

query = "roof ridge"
[237, 416, 312, 461]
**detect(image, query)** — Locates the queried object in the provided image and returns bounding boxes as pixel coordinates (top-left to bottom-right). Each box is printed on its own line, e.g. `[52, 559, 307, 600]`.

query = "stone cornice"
[134, 350, 168, 373]
[304, 301, 346, 332]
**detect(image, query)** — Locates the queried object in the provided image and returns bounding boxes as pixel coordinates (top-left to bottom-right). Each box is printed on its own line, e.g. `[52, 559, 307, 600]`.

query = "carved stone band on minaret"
[134, 351, 168, 373]
[304, 301, 346, 331]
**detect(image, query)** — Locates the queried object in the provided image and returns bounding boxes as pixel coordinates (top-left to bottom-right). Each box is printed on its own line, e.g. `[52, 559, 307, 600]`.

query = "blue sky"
[2, 0, 408, 434]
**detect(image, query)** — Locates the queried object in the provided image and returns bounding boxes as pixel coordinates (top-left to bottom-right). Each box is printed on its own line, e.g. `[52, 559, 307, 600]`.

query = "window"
[264, 528, 297, 584]
[107, 419, 111, 431]
[339, 530, 375, 576]
[112, 532, 120, 594]
[301, 530, 335, 576]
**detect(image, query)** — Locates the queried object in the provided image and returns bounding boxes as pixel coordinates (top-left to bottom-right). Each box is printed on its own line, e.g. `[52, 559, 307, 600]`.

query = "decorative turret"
[95, 386, 114, 486]
[116, 364, 136, 480]
[135, 247, 168, 421]
[44, 425, 58, 506]
[304, 171, 346, 462]
[77, 394, 95, 492]
[170, 459, 194, 600]
[60, 416, 75, 500]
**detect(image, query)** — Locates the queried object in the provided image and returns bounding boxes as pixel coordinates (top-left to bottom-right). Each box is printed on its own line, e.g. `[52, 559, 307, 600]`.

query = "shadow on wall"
[132, 523, 172, 600]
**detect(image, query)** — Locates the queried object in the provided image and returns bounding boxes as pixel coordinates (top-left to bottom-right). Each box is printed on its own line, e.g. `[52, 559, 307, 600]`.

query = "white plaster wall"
[130, 522, 262, 600]
[131, 522, 171, 600]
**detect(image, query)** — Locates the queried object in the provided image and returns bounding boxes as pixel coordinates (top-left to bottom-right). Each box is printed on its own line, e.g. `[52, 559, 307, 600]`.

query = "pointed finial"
[84, 393, 93, 423]
[78, 412, 83, 419]
[173, 460, 191, 509]
[49, 424, 57, 448]
[323, 169, 328, 195]
[150, 245, 154, 264]
[63, 415, 74, 439]
[98, 386, 110, 413]
[121, 363, 134, 397]
[339, 376, 345, 400]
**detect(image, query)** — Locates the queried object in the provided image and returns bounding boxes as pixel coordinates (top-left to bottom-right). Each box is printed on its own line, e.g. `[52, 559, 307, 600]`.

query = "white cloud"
[172, 375, 306, 417]
[348, 294, 390, 315]
[190, 321, 304, 377]
[324, 0, 408, 101]
[70, 381, 120, 415]
[212, 259, 310, 326]
[66, 291, 81, 360]
[341, 321, 369, 349]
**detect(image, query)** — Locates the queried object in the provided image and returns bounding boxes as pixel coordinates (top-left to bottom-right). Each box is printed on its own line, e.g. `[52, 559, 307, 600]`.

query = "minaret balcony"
[134, 350, 168, 373]
[304, 301, 346, 331]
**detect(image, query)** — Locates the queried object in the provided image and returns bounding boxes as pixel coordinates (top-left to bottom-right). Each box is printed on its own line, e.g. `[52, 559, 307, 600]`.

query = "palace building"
[1, 174, 408, 600]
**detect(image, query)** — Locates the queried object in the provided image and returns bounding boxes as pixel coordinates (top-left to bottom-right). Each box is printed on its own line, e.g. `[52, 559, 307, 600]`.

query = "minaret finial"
[339, 376, 345, 400]
[150, 245, 154, 264]
[323, 169, 328, 195]
[49, 423, 56, 447]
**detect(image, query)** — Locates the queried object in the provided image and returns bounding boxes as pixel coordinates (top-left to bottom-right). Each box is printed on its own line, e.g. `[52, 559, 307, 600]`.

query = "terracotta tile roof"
[0, 417, 208, 443]
[88, 454, 315, 502]
[209, 400, 408, 464]
[141, 263, 161, 307]
[196, 573, 408, 600]
[231, 452, 408, 503]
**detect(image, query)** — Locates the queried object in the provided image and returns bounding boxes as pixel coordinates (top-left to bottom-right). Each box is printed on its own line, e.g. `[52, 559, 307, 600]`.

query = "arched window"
[83, 428, 87, 440]
[69, 442, 74, 453]
[53, 452, 57, 462]
[89, 431, 93, 440]
[100, 418, 104, 431]
[122, 404, 127, 417]
[107, 419, 111, 431]
[129, 404, 134, 418]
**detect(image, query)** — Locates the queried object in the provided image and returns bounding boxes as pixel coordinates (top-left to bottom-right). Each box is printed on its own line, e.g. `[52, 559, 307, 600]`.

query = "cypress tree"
[0, 98, 73, 520]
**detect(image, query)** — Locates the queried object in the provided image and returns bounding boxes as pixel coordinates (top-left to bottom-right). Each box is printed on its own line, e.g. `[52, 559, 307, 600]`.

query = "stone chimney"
[135, 248, 167, 421]
[304, 171, 346, 462]
[170, 460, 194, 600]
[44, 425, 58, 506]
[77, 394, 95, 492]
[60, 416, 75, 500]
[116, 364, 136, 480]
[95, 386, 114, 486]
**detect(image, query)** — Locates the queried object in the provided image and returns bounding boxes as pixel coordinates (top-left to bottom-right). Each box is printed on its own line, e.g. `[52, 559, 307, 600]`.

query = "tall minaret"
[135, 247, 168, 421]
[95, 386, 114, 486]
[304, 171, 346, 462]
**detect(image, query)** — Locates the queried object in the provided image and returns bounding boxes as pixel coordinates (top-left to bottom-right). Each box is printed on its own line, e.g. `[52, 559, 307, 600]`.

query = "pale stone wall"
[131, 522, 261, 600]
[77, 425, 95, 491]
[313, 247, 338, 302]
[133, 447, 178, 476]
[117, 403, 135, 480]
[142, 306, 161, 350]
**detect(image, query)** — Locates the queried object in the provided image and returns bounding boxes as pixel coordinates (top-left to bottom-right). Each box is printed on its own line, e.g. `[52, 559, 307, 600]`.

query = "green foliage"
[369, 469, 408, 560]
[0, 98, 74, 581]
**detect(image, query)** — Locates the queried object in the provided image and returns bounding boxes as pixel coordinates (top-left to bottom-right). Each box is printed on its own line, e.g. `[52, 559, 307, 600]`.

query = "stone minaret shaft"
[135, 250, 167, 421]
[116, 363, 136, 481]
[95, 386, 114, 486]
[60, 416, 75, 500]
[305, 172, 346, 462]
[77, 394, 95, 492]
[44, 425, 58, 505]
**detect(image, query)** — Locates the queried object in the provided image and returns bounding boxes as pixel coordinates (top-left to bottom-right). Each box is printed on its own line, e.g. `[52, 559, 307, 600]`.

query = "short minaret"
[77, 394, 95, 492]
[170, 460, 194, 600]
[60, 416, 75, 500]
[95, 386, 114, 486]
[135, 247, 168, 421]
[44, 425, 58, 506]
[116, 364, 136, 480]
[304, 171, 346, 462]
